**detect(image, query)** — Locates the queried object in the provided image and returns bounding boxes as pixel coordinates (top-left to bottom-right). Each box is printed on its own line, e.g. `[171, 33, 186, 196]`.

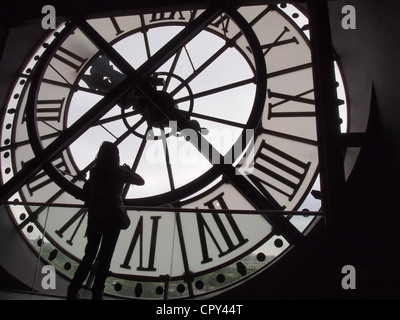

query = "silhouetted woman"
[67, 141, 144, 300]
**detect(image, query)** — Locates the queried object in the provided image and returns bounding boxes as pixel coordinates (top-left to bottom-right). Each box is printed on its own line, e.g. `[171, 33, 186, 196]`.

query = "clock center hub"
[144, 90, 177, 129]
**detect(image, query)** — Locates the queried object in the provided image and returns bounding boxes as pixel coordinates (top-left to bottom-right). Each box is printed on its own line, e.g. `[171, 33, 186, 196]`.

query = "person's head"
[95, 141, 120, 169]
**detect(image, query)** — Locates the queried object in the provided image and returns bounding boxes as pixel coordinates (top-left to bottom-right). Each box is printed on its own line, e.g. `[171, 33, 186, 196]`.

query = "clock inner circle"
[119, 71, 196, 140]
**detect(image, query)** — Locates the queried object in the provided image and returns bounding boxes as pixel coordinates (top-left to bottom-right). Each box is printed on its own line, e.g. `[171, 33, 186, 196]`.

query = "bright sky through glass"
[65, 4, 349, 255]
[0, 5, 356, 301]
[68, 24, 257, 199]
[3, 4, 349, 258]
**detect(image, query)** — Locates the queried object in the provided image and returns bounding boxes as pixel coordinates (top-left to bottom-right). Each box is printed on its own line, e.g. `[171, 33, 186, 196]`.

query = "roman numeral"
[22, 98, 64, 124]
[247, 26, 299, 56]
[196, 193, 248, 264]
[36, 98, 65, 122]
[109, 17, 124, 36]
[150, 11, 186, 22]
[211, 13, 231, 33]
[53, 46, 87, 72]
[268, 88, 315, 119]
[246, 140, 311, 202]
[55, 208, 87, 246]
[23, 155, 70, 196]
[262, 26, 299, 55]
[120, 216, 161, 272]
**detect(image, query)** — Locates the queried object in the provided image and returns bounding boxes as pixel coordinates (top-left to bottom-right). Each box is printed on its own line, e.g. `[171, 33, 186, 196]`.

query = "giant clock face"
[0, 4, 347, 298]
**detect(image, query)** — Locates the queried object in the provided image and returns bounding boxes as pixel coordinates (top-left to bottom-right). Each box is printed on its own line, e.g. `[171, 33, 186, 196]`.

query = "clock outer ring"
[25, 8, 267, 207]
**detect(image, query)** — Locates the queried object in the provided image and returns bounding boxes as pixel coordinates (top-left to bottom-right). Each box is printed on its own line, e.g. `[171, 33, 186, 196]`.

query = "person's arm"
[121, 164, 145, 185]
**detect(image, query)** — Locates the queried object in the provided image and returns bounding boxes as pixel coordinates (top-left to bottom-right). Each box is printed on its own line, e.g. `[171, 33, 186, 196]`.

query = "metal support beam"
[307, 0, 346, 226]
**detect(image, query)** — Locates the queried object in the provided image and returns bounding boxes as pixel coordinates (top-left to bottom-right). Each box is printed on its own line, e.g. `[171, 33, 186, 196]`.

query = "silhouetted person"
[67, 142, 144, 300]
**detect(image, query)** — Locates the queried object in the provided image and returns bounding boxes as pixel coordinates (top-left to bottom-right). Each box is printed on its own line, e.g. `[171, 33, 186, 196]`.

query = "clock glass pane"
[0, 3, 350, 299]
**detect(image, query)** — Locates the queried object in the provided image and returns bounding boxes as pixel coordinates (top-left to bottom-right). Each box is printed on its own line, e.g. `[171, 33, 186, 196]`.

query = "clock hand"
[19, 73, 110, 97]
[121, 126, 150, 199]
[81, 8, 303, 244]
[81, 8, 303, 243]
[17, 115, 148, 228]
[183, 45, 196, 72]
[178, 110, 246, 129]
[140, 14, 152, 59]
[95, 109, 142, 126]
[175, 77, 255, 104]
[168, 12, 250, 99]
[163, 49, 183, 92]
[76, 5, 223, 84]
[0, 132, 59, 153]
[0, 7, 223, 201]
[0, 62, 137, 200]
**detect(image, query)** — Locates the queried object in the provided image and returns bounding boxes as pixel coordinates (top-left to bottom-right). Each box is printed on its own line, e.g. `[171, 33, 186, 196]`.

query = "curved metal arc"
[0, 22, 77, 201]
[0, 7, 224, 202]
